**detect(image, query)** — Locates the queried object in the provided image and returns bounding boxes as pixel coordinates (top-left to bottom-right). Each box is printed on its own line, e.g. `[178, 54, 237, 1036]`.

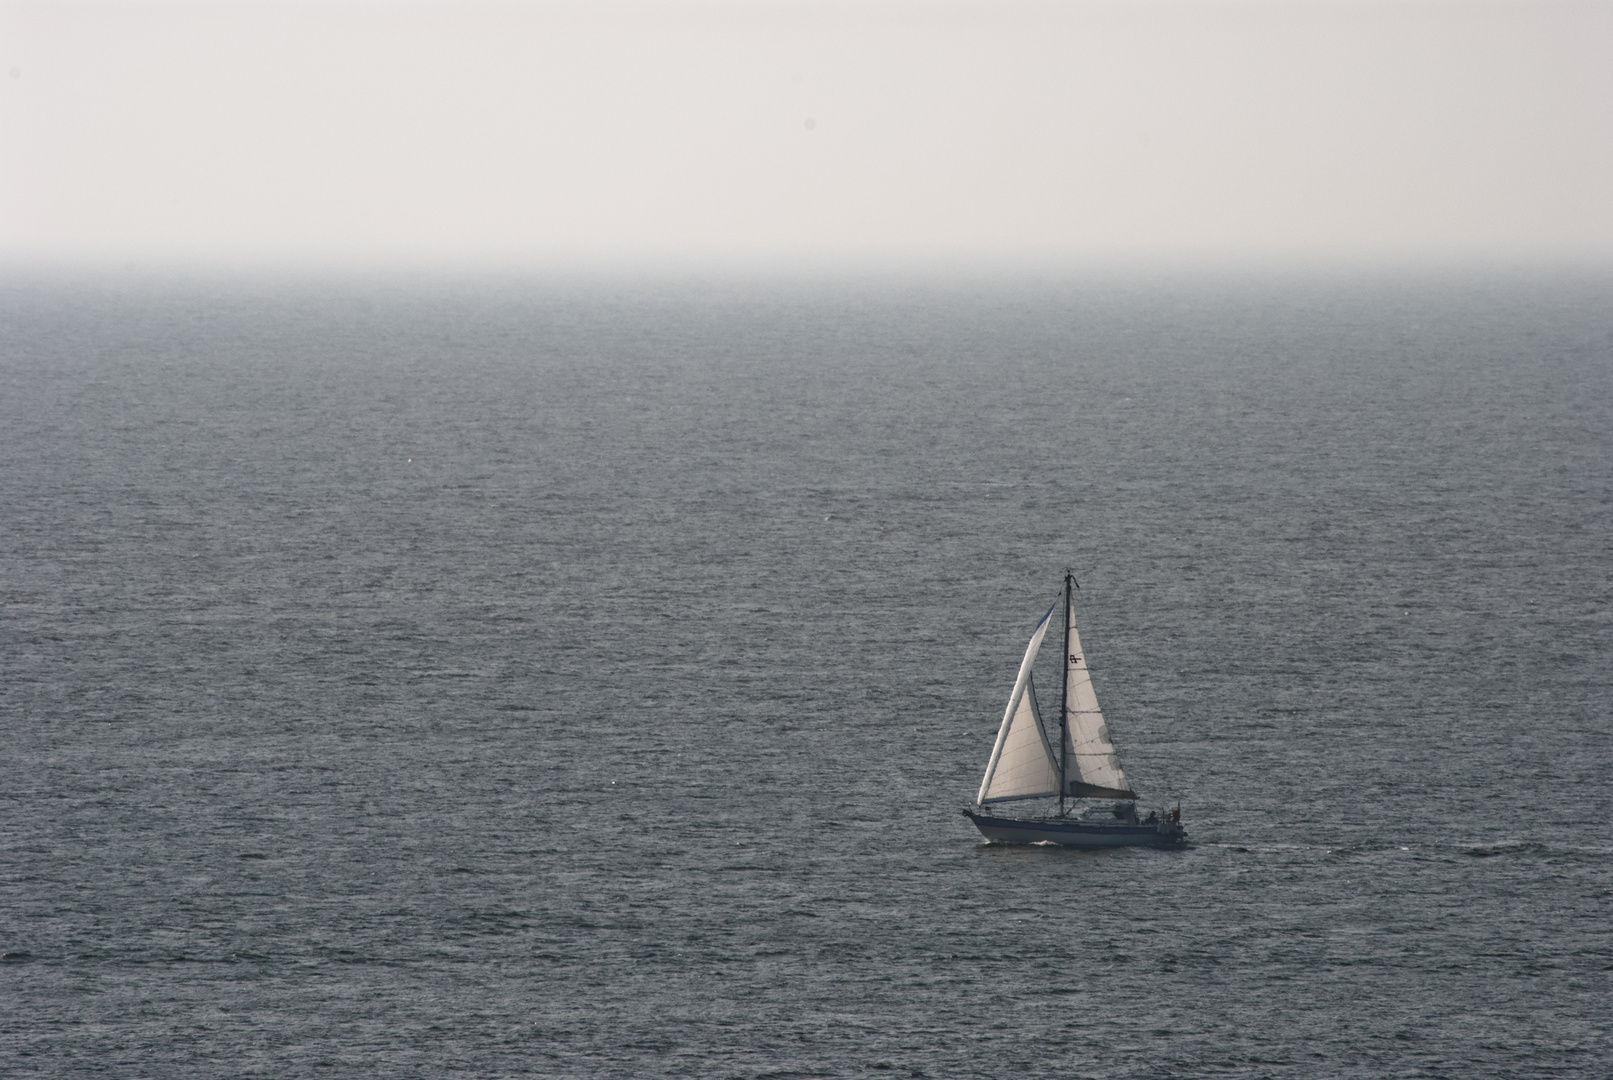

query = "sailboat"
[963, 571, 1186, 847]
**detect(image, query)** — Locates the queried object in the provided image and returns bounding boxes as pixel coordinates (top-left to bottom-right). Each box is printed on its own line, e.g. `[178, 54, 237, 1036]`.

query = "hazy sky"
[3, 0, 1611, 270]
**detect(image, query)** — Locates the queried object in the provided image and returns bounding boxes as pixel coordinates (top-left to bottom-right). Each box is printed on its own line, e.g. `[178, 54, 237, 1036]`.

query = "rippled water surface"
[3, 271, 1611, 1078]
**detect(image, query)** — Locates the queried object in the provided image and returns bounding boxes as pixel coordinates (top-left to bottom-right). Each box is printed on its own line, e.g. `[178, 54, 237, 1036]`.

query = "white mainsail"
[977, 603, 1061, 805]
[1061, 596, 1137, 800]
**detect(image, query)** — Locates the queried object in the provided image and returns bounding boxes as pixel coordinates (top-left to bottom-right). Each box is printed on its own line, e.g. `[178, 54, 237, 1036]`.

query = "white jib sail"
[979, 676, 1060, 803]
[977, 602, 1061, 805]
[1062, 601, 1134, 799]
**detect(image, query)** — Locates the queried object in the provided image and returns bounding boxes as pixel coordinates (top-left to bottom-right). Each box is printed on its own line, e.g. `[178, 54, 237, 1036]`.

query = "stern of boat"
[1153, 818, 1188, 845]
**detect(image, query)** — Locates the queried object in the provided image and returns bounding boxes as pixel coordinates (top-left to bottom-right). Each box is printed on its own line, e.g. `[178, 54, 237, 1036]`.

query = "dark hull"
[964, 809, 1186, 848]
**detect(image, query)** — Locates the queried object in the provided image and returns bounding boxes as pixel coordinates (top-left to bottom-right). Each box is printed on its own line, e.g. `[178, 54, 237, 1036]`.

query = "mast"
[1059, 569, 1073, 814]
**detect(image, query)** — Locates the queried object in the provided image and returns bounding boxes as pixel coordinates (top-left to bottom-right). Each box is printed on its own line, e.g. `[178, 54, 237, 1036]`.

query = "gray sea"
[3, 269, 1611, 1078]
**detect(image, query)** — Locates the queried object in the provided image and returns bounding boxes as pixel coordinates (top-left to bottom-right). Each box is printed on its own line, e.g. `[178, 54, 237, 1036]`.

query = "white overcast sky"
[2, 0, 1611, 270]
